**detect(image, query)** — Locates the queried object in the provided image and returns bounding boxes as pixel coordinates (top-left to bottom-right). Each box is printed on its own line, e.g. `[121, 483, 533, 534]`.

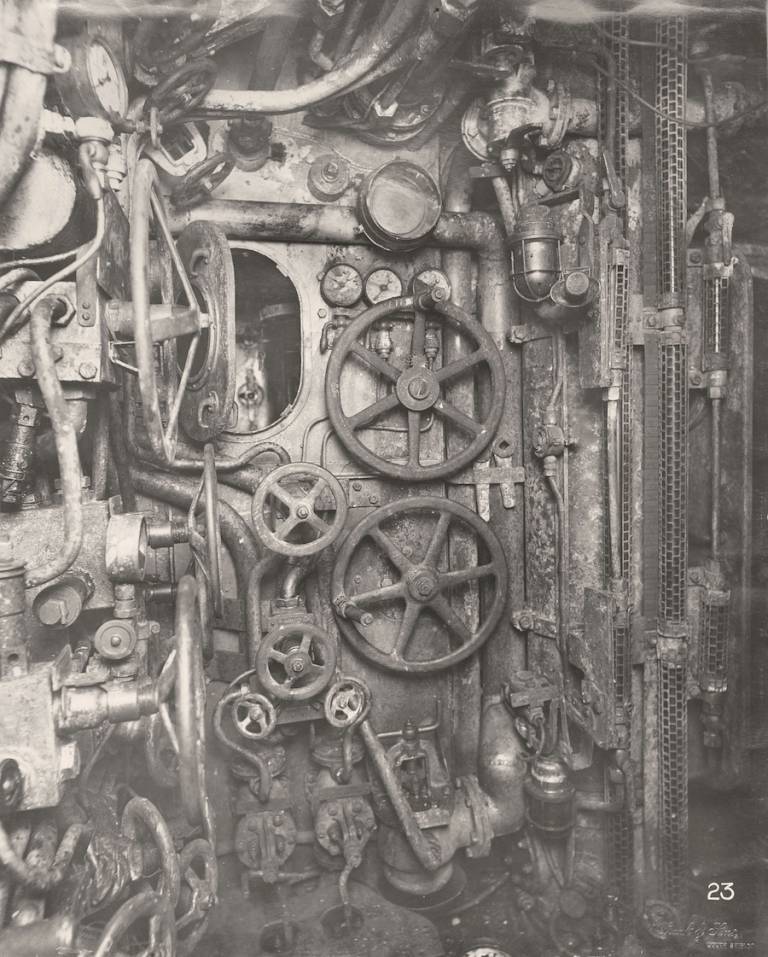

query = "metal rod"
[711, 396, 722, 562]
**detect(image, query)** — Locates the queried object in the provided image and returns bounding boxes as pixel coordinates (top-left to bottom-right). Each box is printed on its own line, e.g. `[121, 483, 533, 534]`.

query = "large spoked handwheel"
[130, 158, 196, 465]
[255, 622, 337, 701]
[325, 294, 505, 481]
[176, 838, 218, 956]
[171, 152, 234, 209]
[151, 577, 211, 830]
[331, 498, 507, 674]
[188, 444, 223, 624]
[174, 222, 236, 443]
[251, 463, 348, 557]
[93, 889, 176, 957]
[120, 797, 181, 908]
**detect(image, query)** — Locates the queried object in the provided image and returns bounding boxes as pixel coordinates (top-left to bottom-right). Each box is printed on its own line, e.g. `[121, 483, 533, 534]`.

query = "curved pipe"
[130, 468, 260, 597]
[0, 821, 85, 892]
[25, 299, 84, 589]
[245, 554, 281, 668]
[201, 0, 424, 116]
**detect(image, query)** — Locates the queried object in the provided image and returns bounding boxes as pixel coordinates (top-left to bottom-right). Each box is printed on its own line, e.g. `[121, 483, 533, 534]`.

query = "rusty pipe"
[0, 820, 85, 892]
[25, 299, 84, 588]
[245, 554, 281, 668]
[201, 0, 424, 115]
[130, 468, 260, 597]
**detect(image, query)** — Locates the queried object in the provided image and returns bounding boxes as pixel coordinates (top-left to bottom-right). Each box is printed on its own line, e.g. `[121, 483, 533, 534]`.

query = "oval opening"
[228, 248, 301, 434]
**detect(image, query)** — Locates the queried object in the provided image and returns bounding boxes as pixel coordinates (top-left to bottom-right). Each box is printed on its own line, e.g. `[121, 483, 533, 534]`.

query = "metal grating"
[655, 18, 688, 299]
[703, 276, 730, 359]
[609, 808, 635, 919]
[621, 350, 633, 578]
[699, 590, 730, 693]
[658, 342, 688, 628]
[612, 16, 630, 190]
[658, 654, 689, 910]
[612, 253, 630, 359]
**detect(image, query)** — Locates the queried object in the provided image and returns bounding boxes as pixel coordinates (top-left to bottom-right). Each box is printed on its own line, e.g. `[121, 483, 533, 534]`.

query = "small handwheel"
[331, 497, 507, 674]
[94, 889, 176, 957]
[255, 622, 337, 702]
[176, 838, 218, 956]
[188, 444, 223, 623]
[324, 677, 371, 728]
[145, 58, 218, 124]
[231, 691, 278, 740]
[251, 463, 348, 557]
[325, 294, 505, 481]
[171, 151, 234, 208]
[120, 797, 181, 908]
[130, 158, 202, 465]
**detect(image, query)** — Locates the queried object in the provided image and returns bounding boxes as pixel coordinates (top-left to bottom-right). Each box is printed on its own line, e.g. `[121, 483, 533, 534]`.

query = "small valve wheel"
[256, 623, 337, 702]
[231, 692, 277, 740]
[170, 151, 234, 209]
[251, 463, 348, 557]
[324, 677, 370, 728]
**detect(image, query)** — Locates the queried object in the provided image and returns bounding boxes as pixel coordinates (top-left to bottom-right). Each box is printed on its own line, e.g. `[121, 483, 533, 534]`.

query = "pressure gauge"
[321, 264, 363, 308]
[412, 268, 452, 303]
[55, 32, 129, 119]
[364, 267, 403, 305]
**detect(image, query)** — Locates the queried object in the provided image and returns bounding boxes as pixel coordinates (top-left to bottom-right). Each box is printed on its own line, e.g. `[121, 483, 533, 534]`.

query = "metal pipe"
[109, 390, 137, 512]
[0, 821, 85, 892]
[359, 720, 443, 872]
[130, 469, 260, 598]
[491, 177, 518, 237]
[245, 554, 281, 668]
[25, 299, 84, 589]
[91, 398, 110, 500]
[201, 0, 424, 115]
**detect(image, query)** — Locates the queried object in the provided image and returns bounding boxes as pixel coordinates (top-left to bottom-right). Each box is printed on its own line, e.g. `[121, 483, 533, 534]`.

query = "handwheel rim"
[331, 497, 508, 674]
[175, 576, 208, 826]
[93, 889, 176, 957]
[325, 296, 506, 481]
[130, 158, 206, 466]
[255, 622, 337, 701]
[120, 796, 181, 908]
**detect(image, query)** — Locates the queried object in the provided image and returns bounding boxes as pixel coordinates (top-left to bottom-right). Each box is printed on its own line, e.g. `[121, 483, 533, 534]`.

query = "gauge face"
[87, 39, 128, 116]
[364, 267, 403, 305]
[321, 264, 363, 308]
[413, 268, 452, 302]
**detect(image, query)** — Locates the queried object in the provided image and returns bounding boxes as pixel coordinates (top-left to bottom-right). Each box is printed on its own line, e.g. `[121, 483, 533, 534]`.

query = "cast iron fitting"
[533, 423, 566, 460]
[707, 368, 728, 400]
[0, 403, 40, 508]
[357, 161, 442, 252]
[32, 574, 92, 629]
[524, 755, 575, 837]
[658, 305, 685, 331]
[509, 205, 563, 302]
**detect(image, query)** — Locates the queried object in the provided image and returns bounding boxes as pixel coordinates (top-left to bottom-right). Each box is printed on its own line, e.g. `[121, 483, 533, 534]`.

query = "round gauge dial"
[413, 268, 452, 302]
[321, 264, 363, 308]
[56, 33, 129, 119]
[364, 267, 403, 305]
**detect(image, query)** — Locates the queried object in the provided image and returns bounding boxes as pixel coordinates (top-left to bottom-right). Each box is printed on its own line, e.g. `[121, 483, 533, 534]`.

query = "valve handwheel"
[130, 159, 235, 465]
[120, 796, 181, 908]
[188, 444, 223, 626]
[255, 622, 337, 701]
[93, 889, 176, 957]
[152, 576, 212, 831]
[231, 691, 278, 740]
[325, 294, 505, 481]
[176, 838, 218, 956]
[145, 58, 218, 126]
[171, 151, 235, 209]
[324, 677, 370, 728]
[331, 498, 507, 674]
[251, 463, 348, 557]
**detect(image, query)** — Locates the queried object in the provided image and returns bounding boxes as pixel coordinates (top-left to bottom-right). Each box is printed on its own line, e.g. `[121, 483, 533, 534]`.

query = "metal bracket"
[0, 34, 70, 75]
[510, 609, 557, 640]
[473, 452, 525, 520]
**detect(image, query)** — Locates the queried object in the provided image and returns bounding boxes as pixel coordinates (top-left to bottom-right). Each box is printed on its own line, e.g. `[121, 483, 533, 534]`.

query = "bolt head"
[296, 505, 310, 520]
[0, 759, 22, 810]
[79, 362, 97, 380]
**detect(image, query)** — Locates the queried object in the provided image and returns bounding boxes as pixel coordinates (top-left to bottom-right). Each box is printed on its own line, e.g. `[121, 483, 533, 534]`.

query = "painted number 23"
[707, 882, 735, 901]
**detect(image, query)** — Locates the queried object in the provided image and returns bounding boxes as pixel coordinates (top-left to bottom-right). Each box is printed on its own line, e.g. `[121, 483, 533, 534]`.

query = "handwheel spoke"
[430, 595, 473, 645]
[276, 514, 300, 538]
[424, 511, 451, 567]
[407, 411, 421, 468]
[439, 564, 497, 589]
[351, 582, 406, 607]
[268, 650, 288, 664]
[411, 311, 427, 358]
[393, 602, 421, 657]
[432, 399, 485, 436]
[299, 634, 313, 655]
[159, 703, 180, 756]
[368, 526, 414, 574]
[269, 484, 299, 510]
[348, 392, 400, 430]
[307, 512, 332, 534]
[435, 350, 486, 383]
[349, 341, 401, 383]
[307, 477, 328, 504]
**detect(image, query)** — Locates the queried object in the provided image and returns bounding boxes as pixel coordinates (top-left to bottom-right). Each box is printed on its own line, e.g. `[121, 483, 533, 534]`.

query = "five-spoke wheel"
[255, 623, 337, 701]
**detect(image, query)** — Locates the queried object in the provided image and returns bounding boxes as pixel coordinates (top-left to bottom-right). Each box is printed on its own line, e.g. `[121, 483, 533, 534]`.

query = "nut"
[79, 362, 97, 380]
